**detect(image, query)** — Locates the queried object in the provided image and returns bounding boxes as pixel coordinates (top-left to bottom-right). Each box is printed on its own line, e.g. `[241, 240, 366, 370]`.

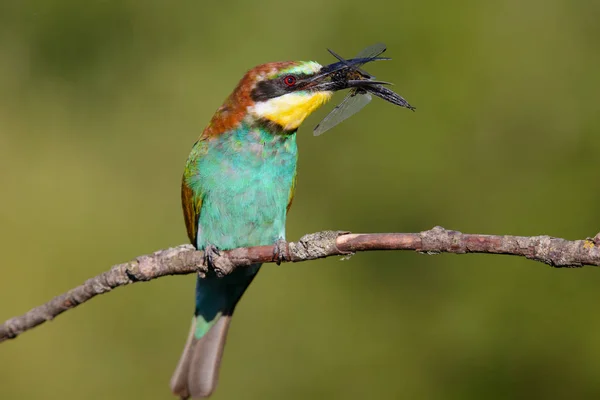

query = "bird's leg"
[203, 244, 221, 269]
[273, 238, 289, 266]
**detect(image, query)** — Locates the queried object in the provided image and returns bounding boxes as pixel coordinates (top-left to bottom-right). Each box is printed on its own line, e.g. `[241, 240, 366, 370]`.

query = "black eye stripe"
[251, 73, 312, 102]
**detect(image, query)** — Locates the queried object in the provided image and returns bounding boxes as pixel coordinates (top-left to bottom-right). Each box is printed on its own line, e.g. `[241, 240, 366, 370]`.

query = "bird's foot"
[273, 238, 289, 266]
[203, 244, 221, 269]
[202, 244, 235, 277]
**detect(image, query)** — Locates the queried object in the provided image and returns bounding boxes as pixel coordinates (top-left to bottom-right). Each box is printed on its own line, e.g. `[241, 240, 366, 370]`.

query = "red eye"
[283, 75, 296, 87]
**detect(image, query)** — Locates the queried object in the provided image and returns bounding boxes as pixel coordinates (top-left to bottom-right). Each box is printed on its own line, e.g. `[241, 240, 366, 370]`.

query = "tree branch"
[2, 226, 600, 343]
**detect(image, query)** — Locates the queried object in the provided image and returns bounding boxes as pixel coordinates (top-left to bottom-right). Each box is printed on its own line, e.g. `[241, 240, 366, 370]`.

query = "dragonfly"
[313, 43, 415, 136]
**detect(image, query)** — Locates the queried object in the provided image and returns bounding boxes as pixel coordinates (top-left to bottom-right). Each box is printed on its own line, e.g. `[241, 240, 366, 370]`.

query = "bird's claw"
[273, 238, 289, 266]
[203, 244, 221, 269]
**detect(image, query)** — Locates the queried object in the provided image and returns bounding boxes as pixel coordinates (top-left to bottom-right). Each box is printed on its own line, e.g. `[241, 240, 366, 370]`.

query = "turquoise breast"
[190, 123, 297, 250]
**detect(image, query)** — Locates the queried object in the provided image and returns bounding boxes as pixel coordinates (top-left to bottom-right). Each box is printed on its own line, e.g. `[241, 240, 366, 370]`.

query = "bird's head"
[246, 61, 336, 131]
[204, 60, 371, 135]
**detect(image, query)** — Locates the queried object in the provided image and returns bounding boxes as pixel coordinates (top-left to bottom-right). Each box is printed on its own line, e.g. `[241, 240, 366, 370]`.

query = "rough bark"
[2, 226, 599, 343]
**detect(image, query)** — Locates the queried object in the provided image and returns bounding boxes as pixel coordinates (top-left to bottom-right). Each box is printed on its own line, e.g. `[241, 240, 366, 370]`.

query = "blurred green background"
[1, 0, 599, 399]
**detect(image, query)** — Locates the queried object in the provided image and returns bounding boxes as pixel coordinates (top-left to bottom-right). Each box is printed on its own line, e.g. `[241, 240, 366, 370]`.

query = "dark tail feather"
[170, 315, 232, 398]
[171, 264, 260, 398]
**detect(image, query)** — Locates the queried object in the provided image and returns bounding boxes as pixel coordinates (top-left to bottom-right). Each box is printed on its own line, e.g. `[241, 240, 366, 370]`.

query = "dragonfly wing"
[352, 42, 388, 78]
[327, 48, 348, 64]
[328, 43, 387, 65]
[324, 43, 389, 76]
[313, 90, 373, 136]
[354, 42, 387, 59]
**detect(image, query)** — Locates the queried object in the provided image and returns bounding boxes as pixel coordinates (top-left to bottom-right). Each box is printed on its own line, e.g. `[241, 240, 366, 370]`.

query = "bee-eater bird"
[171, 45, 413, 399]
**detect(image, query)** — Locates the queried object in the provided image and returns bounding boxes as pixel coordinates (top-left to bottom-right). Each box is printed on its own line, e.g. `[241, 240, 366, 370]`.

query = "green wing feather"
[181, 138, 209, 246]
[286, 171, 297, 214]
[181, 179, 201, 245]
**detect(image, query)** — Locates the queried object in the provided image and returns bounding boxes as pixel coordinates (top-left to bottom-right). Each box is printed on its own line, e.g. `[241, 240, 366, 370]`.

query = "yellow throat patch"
[249, 91, 333, 131]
